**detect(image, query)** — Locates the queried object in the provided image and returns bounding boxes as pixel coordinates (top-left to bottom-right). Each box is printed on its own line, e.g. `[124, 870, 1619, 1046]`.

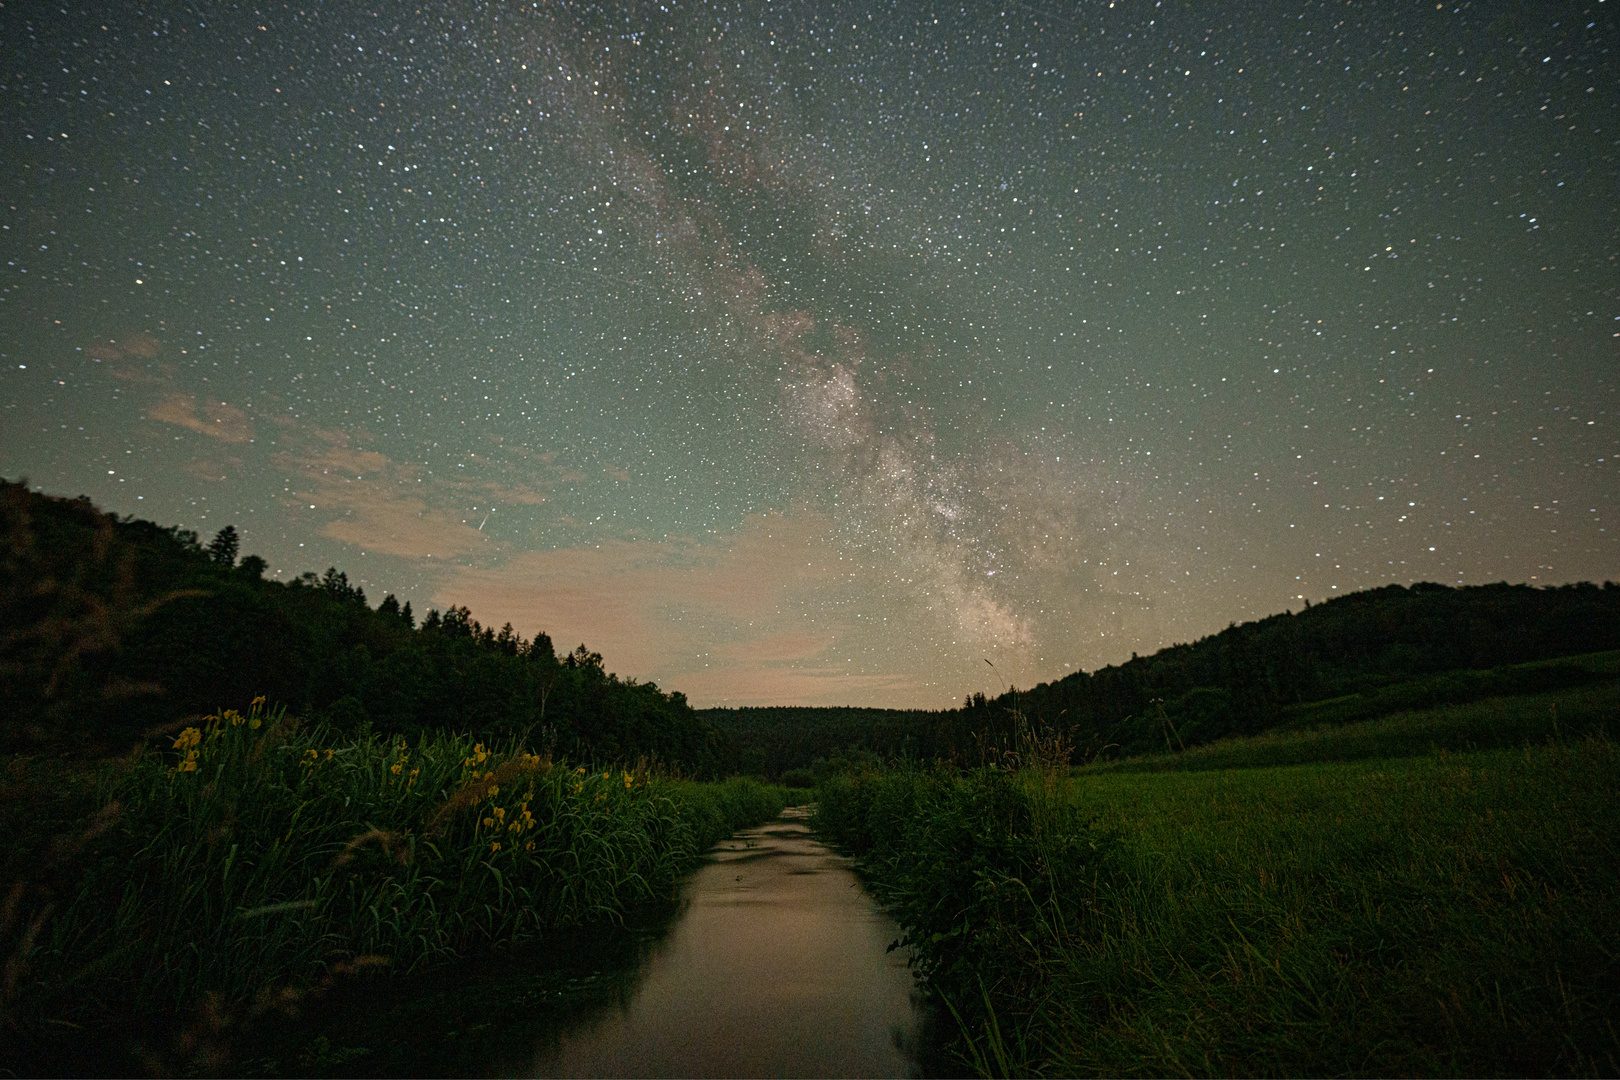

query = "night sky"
[2, 1, 1615, 707]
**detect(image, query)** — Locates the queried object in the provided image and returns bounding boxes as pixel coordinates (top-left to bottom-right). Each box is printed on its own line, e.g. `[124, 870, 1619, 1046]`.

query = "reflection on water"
[217, 808, 930, 1077]
[534, 805, 926, 1078]
[224, 910, 682, 1077]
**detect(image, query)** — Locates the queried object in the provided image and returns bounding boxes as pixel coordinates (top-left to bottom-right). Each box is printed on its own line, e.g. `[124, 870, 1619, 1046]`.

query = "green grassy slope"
[815, 688, 1620, 1077]
[1087, 657, 1619, 774]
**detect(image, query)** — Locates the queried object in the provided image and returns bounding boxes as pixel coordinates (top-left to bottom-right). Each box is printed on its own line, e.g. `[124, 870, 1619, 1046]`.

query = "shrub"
[816, 764, 1117, 1071]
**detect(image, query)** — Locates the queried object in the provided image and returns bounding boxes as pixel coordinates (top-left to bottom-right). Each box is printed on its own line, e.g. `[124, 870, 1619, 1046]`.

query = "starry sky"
[1, 1, 1615, 707]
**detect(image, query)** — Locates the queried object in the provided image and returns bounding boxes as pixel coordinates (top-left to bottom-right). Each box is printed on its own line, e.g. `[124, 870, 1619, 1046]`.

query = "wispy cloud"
[86, 332, 161, 361]
[674, 667, 934, 708]
[270, 428, 495, 559]
[147, 392, 254, 444]
[434, 510, 928, 705]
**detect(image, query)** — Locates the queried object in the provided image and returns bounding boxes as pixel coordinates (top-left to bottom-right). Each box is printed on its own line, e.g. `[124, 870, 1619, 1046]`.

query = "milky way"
[1, 1, 1614, 705]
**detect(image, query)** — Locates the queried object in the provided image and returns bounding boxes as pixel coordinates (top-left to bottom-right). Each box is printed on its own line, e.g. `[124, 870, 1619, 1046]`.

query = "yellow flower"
[251, 695, 267, 708]
[490, 841, 502, 853]
[391, 762, 403, 775]
[486, 785, 500, 800]
[173, 727, 202, 750]
[482, 816, 495, 828]
[492, 806, 505, 822]
[525, 840, 536, 852]
[325, 749, 336, 761]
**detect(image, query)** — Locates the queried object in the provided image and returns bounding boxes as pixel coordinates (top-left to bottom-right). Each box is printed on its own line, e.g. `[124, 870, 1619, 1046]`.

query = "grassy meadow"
[1, 701, 799, 1071]
[1095, 668, 1620, 776]
[815, 679, 1620, 1077]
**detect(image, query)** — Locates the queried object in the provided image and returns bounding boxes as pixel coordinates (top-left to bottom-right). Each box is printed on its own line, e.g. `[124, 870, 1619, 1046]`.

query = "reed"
[7, 699, 792, 1029]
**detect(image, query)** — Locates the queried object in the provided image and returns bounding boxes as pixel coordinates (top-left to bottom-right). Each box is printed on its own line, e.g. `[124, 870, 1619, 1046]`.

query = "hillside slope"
[0, 479, 722, 771]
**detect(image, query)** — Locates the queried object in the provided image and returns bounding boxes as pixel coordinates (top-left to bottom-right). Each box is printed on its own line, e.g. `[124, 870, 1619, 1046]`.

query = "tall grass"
[10, 700, 791, 1030]
[818, 709, 1620, 1076]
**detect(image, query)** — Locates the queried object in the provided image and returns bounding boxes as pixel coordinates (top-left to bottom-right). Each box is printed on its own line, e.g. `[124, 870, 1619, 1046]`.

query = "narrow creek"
[227, 805, 935, 1077]
[534, 804, 928, 1077]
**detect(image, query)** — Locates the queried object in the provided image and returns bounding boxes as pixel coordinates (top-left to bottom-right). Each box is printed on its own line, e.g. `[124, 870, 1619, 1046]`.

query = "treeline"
[700, 706, 952, 779]
[707, 581, 1620, 772]
[984, 580, 1620, 758]
[0, 480, 723, 773]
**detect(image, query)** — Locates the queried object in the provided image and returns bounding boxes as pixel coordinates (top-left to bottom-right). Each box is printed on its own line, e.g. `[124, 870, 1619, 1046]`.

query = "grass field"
[1096, 675, 1619, 775]
[1, 701, 798, 1072]
[816, 683, 1620, 1077]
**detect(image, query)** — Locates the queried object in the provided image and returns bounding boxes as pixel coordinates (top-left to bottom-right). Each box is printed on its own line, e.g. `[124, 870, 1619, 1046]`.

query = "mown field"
[816, 679, 1620, 1077]
[0, 702, 799, 1074]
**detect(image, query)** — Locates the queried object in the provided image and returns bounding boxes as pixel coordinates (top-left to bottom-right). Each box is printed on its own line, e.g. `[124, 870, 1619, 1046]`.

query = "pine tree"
[206, 525, 240, 566]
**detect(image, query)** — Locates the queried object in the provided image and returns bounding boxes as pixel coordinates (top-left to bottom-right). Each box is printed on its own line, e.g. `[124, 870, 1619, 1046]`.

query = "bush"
[815, 764, 1116, 1072]
[778, 768, 815, 788]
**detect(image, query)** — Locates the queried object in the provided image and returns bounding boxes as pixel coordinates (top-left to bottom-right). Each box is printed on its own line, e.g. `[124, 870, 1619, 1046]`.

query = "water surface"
[534, 805, 925, 1078]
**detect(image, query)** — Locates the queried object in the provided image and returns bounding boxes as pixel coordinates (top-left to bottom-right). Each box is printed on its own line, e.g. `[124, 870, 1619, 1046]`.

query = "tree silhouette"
[205, 525, 239, 566]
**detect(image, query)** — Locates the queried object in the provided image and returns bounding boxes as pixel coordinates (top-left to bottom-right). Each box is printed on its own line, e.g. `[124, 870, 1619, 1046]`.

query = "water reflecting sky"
[536, 808, 923, 1077]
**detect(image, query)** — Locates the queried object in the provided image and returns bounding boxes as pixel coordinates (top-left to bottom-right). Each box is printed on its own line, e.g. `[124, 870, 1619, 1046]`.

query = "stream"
[220, 805, 934, 1077]
[534, 804, 928, 1077]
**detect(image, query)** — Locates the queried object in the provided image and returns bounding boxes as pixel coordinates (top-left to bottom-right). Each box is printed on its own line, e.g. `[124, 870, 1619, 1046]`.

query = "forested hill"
[0, 480, 723, 772]
[981, 579, 1620, 755]
[707, 580, 1620, 774]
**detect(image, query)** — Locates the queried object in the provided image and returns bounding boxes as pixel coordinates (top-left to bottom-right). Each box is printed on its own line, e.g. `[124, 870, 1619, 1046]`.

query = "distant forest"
[0, 480, 723, 773]
[704, 581, 1620, 773]
[6, 479, 1617, 775]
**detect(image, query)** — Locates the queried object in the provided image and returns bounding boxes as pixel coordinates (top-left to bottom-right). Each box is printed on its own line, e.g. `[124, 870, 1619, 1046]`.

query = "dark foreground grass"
[817, 707, 1620, 1076]
[1, 703, 796, 1072]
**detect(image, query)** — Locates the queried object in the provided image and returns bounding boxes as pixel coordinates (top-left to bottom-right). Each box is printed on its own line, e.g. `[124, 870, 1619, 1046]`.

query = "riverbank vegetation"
[2, 700, 795, 1070]
[815, 681, 1620, 1076]
[2, 482, 808, 1068]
